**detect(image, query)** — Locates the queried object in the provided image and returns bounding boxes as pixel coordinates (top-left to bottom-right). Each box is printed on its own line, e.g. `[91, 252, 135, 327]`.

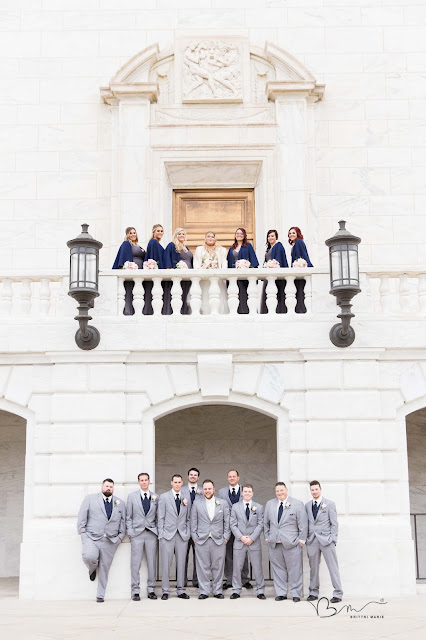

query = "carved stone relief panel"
[182, 40, 243, 103]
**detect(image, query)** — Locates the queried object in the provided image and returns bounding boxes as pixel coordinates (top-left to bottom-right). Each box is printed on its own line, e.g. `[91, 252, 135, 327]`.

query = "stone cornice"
[266, 81, 325, 103]
[101, 82, 158, 105]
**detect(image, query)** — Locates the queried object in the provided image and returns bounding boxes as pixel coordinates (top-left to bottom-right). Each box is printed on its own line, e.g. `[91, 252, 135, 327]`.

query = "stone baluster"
[266, 275, 278, 314]
[152, 276, 163, 315]
[118, 277, 126, 315]
[132, 278, 144, 316]
[209, 276, 221, 315]
[171, 276, 183, 315]
[379, 275, 392, 313]
[418, 274, 426, 314]
[20, 278, 32, 315]
[398, 274, 411, 313]
[304, 274, 312, 313]
[285, 275, 297, 314]
[190, 276, 202, 316]
[1, 278, 13, 316]
[227, 276, 239, 315]
[39, 278, 51, 316]
[247, 275, 259, 314]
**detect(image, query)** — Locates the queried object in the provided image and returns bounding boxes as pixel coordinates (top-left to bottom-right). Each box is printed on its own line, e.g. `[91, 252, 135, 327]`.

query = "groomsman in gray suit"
[191, 479, 230, 599]
[126, 472, 159, 601]
[157, 474, 191, 600]
[264, 481, 308, 602]
[305, 480, 343, 603]
[218, 469, 251, 590]
[77, 478, 126, 602]
[230, 484, 266, 600]
[181, 467, 202, 588]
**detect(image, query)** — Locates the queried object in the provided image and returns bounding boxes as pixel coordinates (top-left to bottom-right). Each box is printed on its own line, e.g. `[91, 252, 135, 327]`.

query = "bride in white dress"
[193, 231, 228, 313]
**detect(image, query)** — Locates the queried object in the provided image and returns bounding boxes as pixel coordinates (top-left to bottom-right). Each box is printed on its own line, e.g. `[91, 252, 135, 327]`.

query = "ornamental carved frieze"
[182, 40, 242, 103]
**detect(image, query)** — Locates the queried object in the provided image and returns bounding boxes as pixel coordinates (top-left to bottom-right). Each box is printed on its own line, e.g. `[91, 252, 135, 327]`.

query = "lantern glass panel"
[85, 251, 97, 289]
[348, 245, 359, 286]
[70, 250, 79, 289]
[330, 246, 342, 288]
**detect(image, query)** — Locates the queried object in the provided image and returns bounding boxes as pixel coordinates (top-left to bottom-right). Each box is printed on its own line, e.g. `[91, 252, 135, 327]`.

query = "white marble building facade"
[1, 1, 426, 599]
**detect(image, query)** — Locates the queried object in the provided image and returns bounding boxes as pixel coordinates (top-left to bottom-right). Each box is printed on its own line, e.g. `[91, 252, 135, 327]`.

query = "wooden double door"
[172, 189, 255, 253]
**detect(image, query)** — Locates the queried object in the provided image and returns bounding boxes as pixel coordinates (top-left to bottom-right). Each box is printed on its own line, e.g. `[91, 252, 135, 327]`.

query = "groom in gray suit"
[157, 474, 191, 600]
[191, 479, 230, 599]
[77, 478, 126, 602]
[305, 480, 343, 603]
[230, 484, 266, 600]
[126, 472, 159, 601]
[264, 481, 308, 602]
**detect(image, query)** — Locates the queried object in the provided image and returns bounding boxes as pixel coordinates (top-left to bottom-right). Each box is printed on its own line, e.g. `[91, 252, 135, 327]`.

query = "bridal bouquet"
[123, 261, 138, 270]
[235, 259, 251, 269]
[143, 259, 158, 270]
[264, 259, 280, 269]
[176, 261, 189, 269]
[201, 255, 219, 269]
[292, 258, 307, 268]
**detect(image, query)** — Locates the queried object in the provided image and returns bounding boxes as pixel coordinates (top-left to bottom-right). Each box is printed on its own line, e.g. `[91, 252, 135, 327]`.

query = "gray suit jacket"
[305, 497, 338, 546]
[218, 486, 242, 509]
[157, 490, 191, 541]
[230, 501, 264, 551]
[263, 496, 308, 550]
[181, 484, 203, 511]
[126, 490, 159, 538]
[77, 493, 126, 544]
[191, 497, 230, 546]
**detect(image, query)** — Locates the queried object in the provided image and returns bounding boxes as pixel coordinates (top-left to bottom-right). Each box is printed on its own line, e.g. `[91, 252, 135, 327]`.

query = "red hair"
[231, 228, 248, 249]
[288, 226, 304, 245]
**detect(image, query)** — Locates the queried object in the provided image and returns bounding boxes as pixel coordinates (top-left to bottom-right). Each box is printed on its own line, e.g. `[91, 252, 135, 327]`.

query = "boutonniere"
[321, 503, 327, 509]
[251, 506, 257, 513]
[151, 495, 157, 501]
[114, 499, 120, 507]
[196, 488, 202, 495]
[181, 498, 188, 506]
[215, 499, 220, 506]
[284, 503, 291, 509]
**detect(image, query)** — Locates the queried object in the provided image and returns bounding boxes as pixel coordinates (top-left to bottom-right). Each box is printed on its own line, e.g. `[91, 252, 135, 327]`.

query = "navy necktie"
[141, 492, 150, 516]
[313, 501, 319, 520]
[277, 501, 283, 523]
[230, 488, 238, 505]
[175, 494, 181, 515]
[104, 498, 112, 520]
[245, 504, 250, 521]
[191, 488, 196, 504]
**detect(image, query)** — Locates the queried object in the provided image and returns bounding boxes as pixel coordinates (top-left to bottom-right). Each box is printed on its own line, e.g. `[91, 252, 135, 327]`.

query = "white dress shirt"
[205, 496, 216, 521]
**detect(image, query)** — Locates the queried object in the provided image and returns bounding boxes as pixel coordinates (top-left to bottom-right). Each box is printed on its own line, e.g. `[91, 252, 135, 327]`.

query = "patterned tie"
[191, 488, 196, 504]
[245, 504, 250, 521]
[175, 494, 181, 515]
[277, 501, 283, 523]
[313, 501, 319, 520]
[104, 497, 112, 520]
[141, 492, 150, 516]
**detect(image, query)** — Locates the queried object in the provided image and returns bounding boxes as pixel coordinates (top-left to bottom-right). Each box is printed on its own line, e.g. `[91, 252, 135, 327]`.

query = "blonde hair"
[152, 224, 163, 238]
[125, 227, 138, 244]
[203, 231, 220, 252]
[173, 227, 187, 253]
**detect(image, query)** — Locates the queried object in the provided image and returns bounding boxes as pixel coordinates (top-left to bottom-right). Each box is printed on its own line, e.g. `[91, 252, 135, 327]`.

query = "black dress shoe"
[193, 582, 199, 588]
[243, 582, 253, 589]
[223, 583, 232, 590]
[257, 594, 266, 600]
[132, 594, 140, 601]
[214, 593, 224, 599]
[230, 593, 240, 599]
[275, 596, 287, 601]
[293, 597, 300, 602]
[90, 570, 96, 581]
[330, 597, 342, 603]
[96, 597, 104, 603]
[307, 595, 318, 601]
[198, 594, 208, 600]
[147, 592, 157, 600]
[161, 594, 168, 600]
[178, 593, 190, 599]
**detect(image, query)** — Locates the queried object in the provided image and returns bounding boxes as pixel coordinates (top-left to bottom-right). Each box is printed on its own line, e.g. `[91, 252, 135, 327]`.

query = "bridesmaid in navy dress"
[164, 227, 193, 315]
[288, 226, 313, 313]
[226, 227, 259, 314]
[260, 229, 288, 314]
[112, 227, 145, 315]
[143, 223, 165, 315]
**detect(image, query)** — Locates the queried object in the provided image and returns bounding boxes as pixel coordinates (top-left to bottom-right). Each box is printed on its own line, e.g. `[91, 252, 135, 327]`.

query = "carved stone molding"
[101, 82, 158, 106]
[266, 81, 325, 103]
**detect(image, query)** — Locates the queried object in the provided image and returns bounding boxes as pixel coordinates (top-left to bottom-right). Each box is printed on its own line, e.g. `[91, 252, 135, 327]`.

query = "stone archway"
[406, 408, 426, 580]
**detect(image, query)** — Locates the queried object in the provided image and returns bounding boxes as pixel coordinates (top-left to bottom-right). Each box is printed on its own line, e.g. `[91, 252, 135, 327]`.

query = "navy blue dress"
[226, 243, 259, 314]
[260, 241, 288, 314]
[163, 242, 193, 315]
[142, 238, 166, 315]
[113, 241, 146, 316]
[290, 238, 313, 313]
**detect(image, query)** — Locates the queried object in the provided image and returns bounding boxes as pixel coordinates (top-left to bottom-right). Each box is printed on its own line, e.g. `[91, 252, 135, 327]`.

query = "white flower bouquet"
[201, 256, 219, 269]
[264, 259, 281, 269]
[143, 259, 158, 270]
[176, 261, 189, 269]
[292, 258, 307, 268]
[123, 261, 138, 270]
[235, 259, 251, 269]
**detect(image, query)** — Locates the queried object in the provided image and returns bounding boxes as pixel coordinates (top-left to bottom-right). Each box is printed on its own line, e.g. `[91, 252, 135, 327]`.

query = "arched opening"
[155, 404, 277, 583]
[406, 408, 426, 581]
[0, 409, 26, 595]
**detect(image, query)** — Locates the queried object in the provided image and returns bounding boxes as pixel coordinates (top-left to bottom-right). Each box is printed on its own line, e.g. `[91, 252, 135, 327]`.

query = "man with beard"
[77, 478, 126, 602]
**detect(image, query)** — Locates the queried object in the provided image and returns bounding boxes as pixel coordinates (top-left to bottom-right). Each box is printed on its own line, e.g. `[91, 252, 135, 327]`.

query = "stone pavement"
[1, 579, 426, 640]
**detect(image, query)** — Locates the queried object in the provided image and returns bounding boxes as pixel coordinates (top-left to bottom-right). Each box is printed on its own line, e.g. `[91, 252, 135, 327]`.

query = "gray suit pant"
[232, 546, 264, 594]
[81, 534, 119, 599]
[130, 529, 157, 595]
[184, 537, 198, 586]
[268, 543, 303, 598]
[194, 538, 226, 596]
[224, 534, 249, 584]
[160, 533, 188, 595]
[307, 538, 343, 598]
